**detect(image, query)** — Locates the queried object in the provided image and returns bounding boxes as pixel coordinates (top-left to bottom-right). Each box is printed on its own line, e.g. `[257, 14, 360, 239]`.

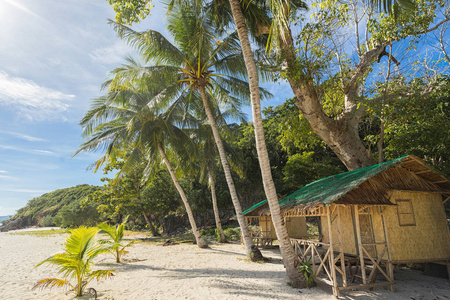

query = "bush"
[223, 227, 241, 241]
[200, 228, 216, 237]
[38, 215, 54, 227]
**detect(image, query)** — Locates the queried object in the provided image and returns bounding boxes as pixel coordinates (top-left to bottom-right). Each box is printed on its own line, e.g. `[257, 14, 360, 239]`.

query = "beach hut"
[242, 155, 450, 297]
[243, 201, 308, 247]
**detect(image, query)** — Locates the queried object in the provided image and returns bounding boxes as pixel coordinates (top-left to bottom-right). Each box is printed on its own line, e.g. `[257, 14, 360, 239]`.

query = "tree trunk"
[378, 120, 384, 164]
[199, 87, 253, 255]
[158, 143, 208, 248]
[142, 211, 159, 236]
[228, 0, 304, 288]
[278, 22, 376, 170]
[208, 172, 227, 243]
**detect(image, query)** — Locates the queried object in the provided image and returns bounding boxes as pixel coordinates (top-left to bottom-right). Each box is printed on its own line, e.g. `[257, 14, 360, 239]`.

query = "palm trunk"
[116, 248, 121, 263]
[158, 142, 208, 248]
[142, 211, 160, 236]
[209, 172, 227, 243]
[228, 0, 304, 287]
[199, 87, 253, 255]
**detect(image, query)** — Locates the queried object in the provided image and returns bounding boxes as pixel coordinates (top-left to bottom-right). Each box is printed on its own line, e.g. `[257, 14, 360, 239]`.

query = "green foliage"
[4, 185, 102, 229]
[38, 215, 54, 227]
[223, 226, 241, 241]
[9, 228, 67, 237]
[298, 260, 315, 285]
[283, 152, 343, 190]
[200, 228, 216, 237]
[34, 227, 114, 297]
[98, 219, 137, 263]
[367, 75, 450, 177]
[107, 0, 153, 25]
[55, 199, 100, 228]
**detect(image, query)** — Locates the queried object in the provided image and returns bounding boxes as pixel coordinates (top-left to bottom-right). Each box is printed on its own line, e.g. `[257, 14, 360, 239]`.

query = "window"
[396, 199, 416, 226]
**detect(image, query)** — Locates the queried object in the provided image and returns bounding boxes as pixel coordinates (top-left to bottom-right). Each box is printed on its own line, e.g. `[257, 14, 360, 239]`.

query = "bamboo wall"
[285, 216, 307, 238]
[321, 205, 358, 255]
[384, 191, 450, 262]
[320, 193, 450, 262]
[259, 216, 307, 240]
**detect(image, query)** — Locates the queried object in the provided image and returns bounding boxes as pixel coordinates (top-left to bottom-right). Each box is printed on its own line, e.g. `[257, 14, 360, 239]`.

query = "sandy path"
[0, 230, 448, 300]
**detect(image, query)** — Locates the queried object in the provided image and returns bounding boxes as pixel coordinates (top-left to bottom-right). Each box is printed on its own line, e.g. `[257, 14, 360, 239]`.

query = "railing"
[291, 237, 334, 282]
[291, 237, 394, 296]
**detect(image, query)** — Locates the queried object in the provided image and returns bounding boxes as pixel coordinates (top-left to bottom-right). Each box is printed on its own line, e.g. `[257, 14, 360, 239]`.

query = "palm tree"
[75, 86, 208, 248]
[192, 122, 235, 243]
[225, 0, 306, 288]
[98, 218, 137, 263]
[33, 226, 114, 297]
[107, 1, 272, 258]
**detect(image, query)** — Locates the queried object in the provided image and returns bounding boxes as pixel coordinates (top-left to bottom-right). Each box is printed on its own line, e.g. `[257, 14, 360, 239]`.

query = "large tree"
[264, 0, 449, 170]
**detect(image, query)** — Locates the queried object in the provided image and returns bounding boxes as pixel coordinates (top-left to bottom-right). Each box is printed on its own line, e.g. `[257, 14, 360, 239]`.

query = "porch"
[289, 204, 395, 298]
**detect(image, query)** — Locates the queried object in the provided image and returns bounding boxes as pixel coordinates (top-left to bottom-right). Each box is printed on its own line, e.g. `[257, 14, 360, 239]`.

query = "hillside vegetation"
[1, 185, 102, 231]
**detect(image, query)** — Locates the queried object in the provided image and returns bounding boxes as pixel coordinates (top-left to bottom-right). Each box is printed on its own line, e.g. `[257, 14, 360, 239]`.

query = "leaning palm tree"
[75, 86, 208, 248]
[224, 0, 306, 287]
[107, 1, 272, 258]
[33, 226, 114, 297]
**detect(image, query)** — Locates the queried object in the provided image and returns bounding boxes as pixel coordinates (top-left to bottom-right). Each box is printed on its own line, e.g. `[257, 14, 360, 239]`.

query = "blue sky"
[0, 0, 293, 216]
[2, 0, 445, 216]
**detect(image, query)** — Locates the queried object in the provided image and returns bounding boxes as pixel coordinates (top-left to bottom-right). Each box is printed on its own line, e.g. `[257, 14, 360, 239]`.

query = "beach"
[0, 229, 448, 300]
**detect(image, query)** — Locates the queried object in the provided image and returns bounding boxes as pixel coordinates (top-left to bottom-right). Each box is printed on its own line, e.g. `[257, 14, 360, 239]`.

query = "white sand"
[0, 230, 448, 300]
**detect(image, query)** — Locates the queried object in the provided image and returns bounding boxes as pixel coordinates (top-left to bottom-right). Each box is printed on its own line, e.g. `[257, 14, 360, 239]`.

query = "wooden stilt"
[354, 205, 367, 285]
[387, 262, 395, 291]
[336, 206, 347, 287]
[327, 205, 339, 298]
[380, 206, 395, 291]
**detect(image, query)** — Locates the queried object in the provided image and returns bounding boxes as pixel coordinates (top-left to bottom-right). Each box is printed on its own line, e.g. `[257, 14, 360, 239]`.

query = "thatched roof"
[242, 155, 449, 216]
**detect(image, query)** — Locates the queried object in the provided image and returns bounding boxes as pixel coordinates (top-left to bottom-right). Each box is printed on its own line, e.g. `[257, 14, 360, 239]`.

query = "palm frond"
[32, 278, 72, 291]
[108, 19, 185, 65]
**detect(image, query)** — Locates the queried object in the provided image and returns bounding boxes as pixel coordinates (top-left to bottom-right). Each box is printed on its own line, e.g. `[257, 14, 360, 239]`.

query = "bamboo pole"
[337, 206, 347, 287]
[380, 206, 395, 291]
[354, 205, 367, 285]
[327, 205, 338, 298]
[387, 262, 395, 291]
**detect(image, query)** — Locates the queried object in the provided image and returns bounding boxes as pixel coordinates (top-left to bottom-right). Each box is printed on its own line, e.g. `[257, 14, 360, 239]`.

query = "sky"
[0, 0, 294, 216]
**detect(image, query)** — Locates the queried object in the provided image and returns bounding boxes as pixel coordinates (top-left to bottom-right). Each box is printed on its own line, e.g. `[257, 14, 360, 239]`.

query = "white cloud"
[90, 41, 132, 65]
[0, 130, 46, 142]
[33, 150, 54, 155]
[0, 170, 7, 173]
[0, 71, 75, 121]
[0, 174, 18, 181]
[0, 144, 56, 156]
[3, 188, 49, 194]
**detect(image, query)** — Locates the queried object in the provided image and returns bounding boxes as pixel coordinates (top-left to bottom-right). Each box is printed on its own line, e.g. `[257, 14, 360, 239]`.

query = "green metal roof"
[242, 198, 268, 216]
[242, 155, 409, 216]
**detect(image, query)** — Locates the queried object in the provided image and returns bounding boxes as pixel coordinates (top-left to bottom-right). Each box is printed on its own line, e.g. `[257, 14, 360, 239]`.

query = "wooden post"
[354, 205, 367, 285]
[387, 262, 395, 291]
[312, 241, 316, 275]
[327, 205, 338, 298]
[380, 206, 395, 291]
[337, 205, 347, 287]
